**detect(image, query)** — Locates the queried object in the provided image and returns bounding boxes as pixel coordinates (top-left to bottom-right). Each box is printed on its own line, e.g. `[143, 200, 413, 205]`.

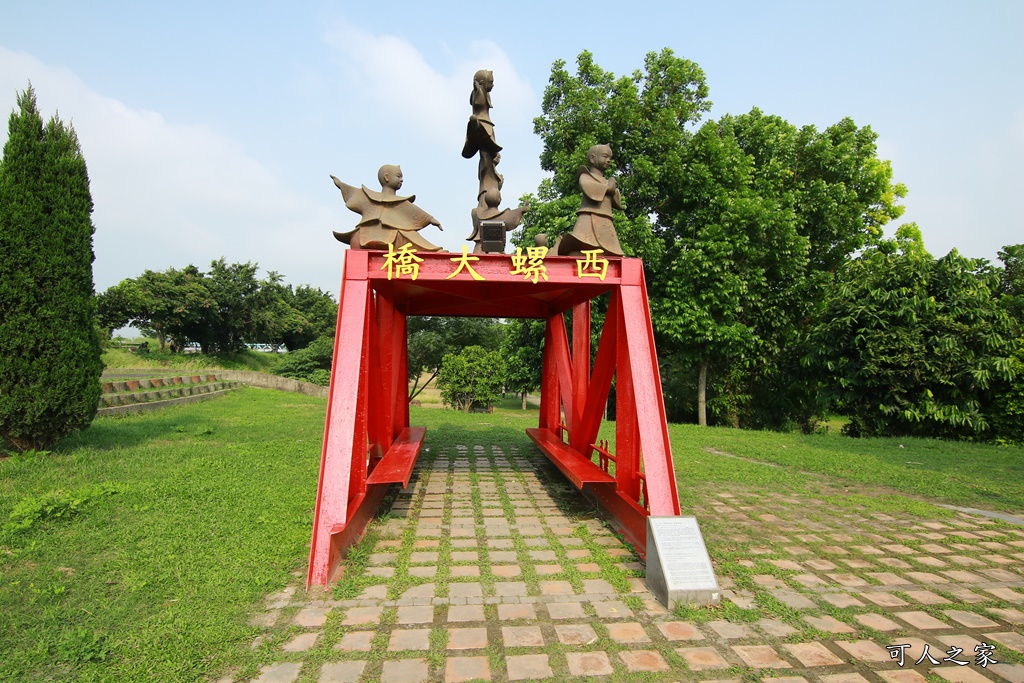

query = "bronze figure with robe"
[331, 164, 443, 252]
[556, 144, 624, 257]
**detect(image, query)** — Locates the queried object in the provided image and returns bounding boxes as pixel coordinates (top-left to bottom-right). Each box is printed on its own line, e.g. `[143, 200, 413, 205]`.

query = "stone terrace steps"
[97, 373, 242, 416]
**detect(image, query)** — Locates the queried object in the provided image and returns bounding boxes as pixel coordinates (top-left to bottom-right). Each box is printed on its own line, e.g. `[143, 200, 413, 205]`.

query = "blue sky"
[2, 1, 1022, 296]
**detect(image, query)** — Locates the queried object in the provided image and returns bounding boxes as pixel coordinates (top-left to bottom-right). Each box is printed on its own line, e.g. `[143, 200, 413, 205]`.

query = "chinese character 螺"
[446, 245, 485, 281]
[576, 249, 609, 281]
[510, 246, 549, 284]
[382, 243, 424, 280]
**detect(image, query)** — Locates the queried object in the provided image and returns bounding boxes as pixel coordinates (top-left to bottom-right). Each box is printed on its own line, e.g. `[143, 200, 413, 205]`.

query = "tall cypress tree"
[0, 85, 103, 452]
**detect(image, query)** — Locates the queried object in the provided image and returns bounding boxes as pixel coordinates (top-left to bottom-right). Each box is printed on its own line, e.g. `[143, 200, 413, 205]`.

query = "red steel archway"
[307, 248, 680, 587]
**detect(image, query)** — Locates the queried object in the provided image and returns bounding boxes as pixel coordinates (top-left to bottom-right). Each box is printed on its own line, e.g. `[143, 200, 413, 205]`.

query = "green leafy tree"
[407, 317, 504, 401]
[997, 244, 1024, 325]
[98, 268, 214, 351]
[0, 86, 103, 452]
[500, 319, 545, 409]
[276, 335, 334, 385]
[805, 240, 1019, 440]
[436, 345, 506, 412]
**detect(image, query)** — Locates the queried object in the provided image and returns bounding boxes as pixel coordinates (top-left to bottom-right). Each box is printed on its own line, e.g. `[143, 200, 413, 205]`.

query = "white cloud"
[323, 21, 535, 151]
[0, 46, 338, 292]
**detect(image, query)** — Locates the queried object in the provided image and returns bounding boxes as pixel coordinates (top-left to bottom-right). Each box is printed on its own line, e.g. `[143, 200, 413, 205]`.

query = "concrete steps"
[97, 373, 242, 416]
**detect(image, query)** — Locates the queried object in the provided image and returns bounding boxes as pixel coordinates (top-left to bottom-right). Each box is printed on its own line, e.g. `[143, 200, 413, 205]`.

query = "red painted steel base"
[307, 249, 680, 587]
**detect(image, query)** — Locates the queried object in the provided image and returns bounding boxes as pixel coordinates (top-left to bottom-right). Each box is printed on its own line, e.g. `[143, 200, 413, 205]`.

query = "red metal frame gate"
[307, 249, 680, 587]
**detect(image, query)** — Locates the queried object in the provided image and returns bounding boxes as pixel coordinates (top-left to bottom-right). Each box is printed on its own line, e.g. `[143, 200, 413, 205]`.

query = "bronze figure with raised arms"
[331, 164, 444, 252]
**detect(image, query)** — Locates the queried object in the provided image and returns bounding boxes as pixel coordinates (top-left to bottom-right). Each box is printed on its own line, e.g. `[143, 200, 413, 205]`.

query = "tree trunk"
[697, 359, 708, 427]
[522, 392, 527, 410]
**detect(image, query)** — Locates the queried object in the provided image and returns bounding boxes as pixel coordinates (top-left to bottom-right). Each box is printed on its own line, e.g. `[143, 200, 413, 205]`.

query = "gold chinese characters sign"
[381, 244, 610, 282]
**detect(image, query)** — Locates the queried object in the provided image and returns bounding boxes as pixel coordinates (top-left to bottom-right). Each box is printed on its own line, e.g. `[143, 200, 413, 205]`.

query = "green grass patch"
[0, 387, 322, 681]
[102, 347, 282, 373]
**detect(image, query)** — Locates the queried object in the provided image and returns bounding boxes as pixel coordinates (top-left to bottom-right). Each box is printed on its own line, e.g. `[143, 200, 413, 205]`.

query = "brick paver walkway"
[224, 440, 1024, 682]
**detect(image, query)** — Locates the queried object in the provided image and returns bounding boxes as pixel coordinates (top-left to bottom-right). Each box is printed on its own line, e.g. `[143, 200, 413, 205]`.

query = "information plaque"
[645, 516, 721, 608]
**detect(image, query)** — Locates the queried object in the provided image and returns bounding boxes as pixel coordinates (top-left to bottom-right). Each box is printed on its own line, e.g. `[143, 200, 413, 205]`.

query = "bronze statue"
[461, 71, 529, 253]
[331, 165, 444, 251]
[466, 153, 529, 252]
[556, 144, 624, 256]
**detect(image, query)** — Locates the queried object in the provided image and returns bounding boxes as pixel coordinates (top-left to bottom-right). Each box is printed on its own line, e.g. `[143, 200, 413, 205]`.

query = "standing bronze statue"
[461, 70, 529, 253]
[331, 165, 444, 252]
[556, 144, 624, 256]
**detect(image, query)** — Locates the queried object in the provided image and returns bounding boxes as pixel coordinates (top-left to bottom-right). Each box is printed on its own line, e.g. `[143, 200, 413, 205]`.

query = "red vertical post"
[615, 290, 640, 501]
[539, 316, 560, 432]
[392, 308, 408, 440]
[374, 293, 396, 449]
[307, 252, 369, 588]
[620, 261, 680, 516]
[571, 301, 590, 430]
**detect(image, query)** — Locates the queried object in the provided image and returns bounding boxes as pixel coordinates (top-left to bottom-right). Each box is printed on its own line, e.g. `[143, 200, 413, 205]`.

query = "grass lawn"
[102, 348, 282, 373]
[2, 390, 1022, 680]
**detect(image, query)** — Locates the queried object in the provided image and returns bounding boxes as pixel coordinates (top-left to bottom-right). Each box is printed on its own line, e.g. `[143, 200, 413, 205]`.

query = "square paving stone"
[709, 620, 754, 639]
[447, 605, 485, 622]
[854, 612, 902, 631]
[450, 566, 480, 578]
[822, 593, 864, 608]
[783, 642, 844, 666]
[821, 674, 871, 683]
[497, 604, 536, 621]
[408, 567, 437, 578]
[448, 627, 488, 650]
[896, 611, 951, 630]
[539, 581, 574, 595]
[389, 629, 430, 651]
[566, 651, 614, 676]
[397, 605, 434, 625]
[451, 551, 479, 562]
[402, 583, 435, 599]
[877, 670, 929, 683]
[341, 606, 382, 626]
[555, 624, 598, 645]
[582, 579, 616, 594]
[546, 602, 586, 619]
[606, 622, 650, 643]
[450, 583, 482, 598]
[335, 630, 375, 651]
[989, 663, 1024, 683]
[862, 591, 909, 607]
[985, 632, 1024, 653]
[986, 588, 1024, 604]
[535, 564, 561, 575]
[294, 606, 331, 627]
[773, 591, 817, 609]
[410, 552, 439, 563]
[987, 607, 1024, 624]
[593, 600, 633, 619]
[320, 661, 367, 683]
[446, 656, 490, 683]
[757, 619, 797, 637]
[945, 589, 987, 604]
[677, 646, 730, 670]
[495, 582, 528, 597]
[657, 621, 703, 640]
[832, 639, 890, 663]
[732, 645, 792, 669]
[619, 650, 670, 673]
[491, 565, 521, 578]
[502, 625, 544, 647]
[381, 658, 428, 683]
[904, 590, 951, 605]
[490, 551, 518, 563]
[802, 615, 855, 633]
[282, 632, 317, 652]
[929, 666, 999, 683]
[506, 654, 553, 680]
[943, 610, 999, 629]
